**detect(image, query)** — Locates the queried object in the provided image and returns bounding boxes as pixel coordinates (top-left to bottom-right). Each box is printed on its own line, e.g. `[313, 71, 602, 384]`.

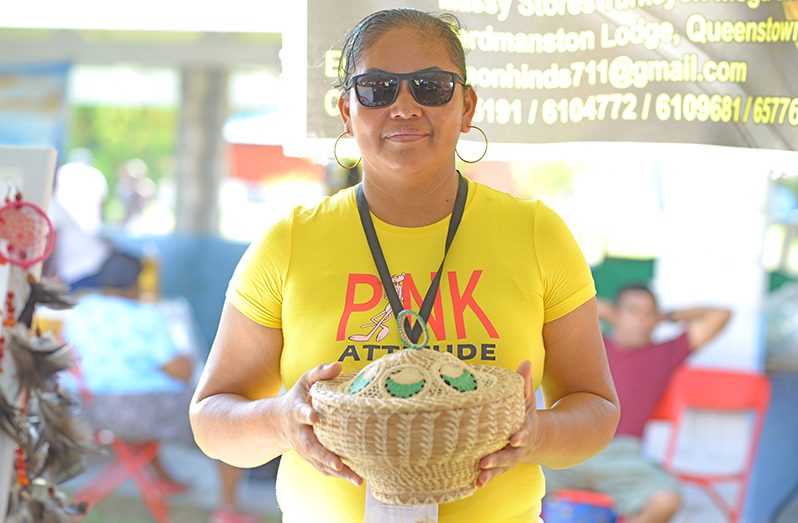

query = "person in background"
[63, 279, 261, 523]
[46, 149, 141, 292]
[116, 158, 156, 228]
[50, 151, 257, 523]
[47, 149, 110, 288]
[544, 283, 732, 523]
[190, 8, 619, 522]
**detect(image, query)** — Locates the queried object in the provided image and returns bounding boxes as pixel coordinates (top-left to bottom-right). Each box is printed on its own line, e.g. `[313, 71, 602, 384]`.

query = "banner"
[0, 63, 70, 155]
[305, 0, 798, 150]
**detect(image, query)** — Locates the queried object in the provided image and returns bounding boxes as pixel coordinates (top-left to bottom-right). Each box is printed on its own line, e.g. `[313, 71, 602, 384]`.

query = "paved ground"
[60, 441, 282, 523]
[55, 439, 726, 523]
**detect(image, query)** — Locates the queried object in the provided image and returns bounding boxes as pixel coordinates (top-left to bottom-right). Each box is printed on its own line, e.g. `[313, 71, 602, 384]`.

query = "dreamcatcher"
[0, 192, 56, 269]
[0, 187, 89, 522]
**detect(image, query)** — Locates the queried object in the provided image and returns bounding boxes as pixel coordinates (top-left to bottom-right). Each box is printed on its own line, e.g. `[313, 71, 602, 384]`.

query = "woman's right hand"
[278, 362, 363, 486]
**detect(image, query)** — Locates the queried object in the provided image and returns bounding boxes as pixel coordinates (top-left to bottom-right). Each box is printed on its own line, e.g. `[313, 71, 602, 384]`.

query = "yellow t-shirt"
[227, 179, 595, 523]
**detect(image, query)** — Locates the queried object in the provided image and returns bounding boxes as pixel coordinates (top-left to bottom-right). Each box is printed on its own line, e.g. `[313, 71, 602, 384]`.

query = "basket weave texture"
[310, 349, 525, 505]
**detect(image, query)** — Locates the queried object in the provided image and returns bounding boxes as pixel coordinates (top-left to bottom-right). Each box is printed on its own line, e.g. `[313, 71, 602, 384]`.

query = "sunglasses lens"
[411, 72, 456, 106]
[355, 74, 398, 107]
[352, 71, 460, 107]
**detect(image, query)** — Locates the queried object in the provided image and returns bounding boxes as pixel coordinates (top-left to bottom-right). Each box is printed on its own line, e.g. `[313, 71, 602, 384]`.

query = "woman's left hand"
[476, 360, 538, 488]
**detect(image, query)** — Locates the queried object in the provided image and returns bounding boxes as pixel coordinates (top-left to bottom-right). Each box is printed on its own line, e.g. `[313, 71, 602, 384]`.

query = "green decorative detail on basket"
[441, 369, 478, 392]
[385, 376, 425, 398]
[348, 371, 374, 394]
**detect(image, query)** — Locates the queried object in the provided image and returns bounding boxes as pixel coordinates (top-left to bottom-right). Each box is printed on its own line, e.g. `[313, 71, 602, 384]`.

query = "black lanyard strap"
[356, 174, 468, 345]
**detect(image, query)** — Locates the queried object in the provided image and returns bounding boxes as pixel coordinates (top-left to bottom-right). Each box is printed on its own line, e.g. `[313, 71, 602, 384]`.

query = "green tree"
[68, 105, 177, 222]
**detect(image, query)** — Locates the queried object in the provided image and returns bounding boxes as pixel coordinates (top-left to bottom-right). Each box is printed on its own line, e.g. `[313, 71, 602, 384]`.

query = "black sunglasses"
[348, 70, 466, 108]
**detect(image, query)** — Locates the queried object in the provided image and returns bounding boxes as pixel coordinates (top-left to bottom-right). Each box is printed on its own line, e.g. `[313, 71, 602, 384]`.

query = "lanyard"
[355, 174, 468, 345]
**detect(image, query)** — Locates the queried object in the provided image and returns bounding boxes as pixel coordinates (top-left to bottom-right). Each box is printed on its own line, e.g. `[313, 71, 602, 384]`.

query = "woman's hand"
[278, 362, 363, 486]
[476, 360, 538, 488]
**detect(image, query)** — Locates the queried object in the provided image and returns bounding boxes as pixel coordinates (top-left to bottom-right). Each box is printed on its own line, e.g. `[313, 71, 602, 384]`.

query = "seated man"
[61, 288, 259, 523]
[544, 283, 732, 523]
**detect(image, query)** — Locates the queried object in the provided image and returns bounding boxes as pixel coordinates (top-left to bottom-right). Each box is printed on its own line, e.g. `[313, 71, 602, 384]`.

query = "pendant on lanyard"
[355, 173, 468, 348]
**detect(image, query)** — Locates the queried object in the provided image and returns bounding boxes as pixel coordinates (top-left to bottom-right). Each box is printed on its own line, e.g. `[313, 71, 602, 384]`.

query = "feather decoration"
[17, 276, 75, 329]
[31, 389, 92, 483]
[6, 484, 85, 523]
[0, 388, 20, 438]
[4, 273, 87, 522]
[8, 326, 74, 394]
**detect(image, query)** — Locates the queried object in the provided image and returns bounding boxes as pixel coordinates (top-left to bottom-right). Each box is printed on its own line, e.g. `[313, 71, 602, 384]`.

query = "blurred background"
[1, 1, 798, 522]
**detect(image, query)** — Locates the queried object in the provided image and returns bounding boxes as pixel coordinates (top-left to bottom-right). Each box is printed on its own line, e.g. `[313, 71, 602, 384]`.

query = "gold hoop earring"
[334, 131, 362, 170]
[455, 125, 488, 164]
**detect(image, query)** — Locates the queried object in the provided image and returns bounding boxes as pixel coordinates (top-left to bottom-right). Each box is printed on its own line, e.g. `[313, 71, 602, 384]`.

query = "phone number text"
[472, 94, 798, 126]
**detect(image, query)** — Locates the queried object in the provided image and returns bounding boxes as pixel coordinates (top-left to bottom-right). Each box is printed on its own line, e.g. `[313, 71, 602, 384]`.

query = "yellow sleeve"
[533, 200, 596, 323]
[225, 215, 291, 328]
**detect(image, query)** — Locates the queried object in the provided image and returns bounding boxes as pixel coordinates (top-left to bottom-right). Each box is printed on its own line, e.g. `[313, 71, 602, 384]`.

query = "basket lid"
[312, 348, 522, 413]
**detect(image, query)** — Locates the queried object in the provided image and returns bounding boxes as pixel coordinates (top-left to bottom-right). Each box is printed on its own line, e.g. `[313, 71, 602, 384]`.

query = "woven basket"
[310, 349, 525, 505]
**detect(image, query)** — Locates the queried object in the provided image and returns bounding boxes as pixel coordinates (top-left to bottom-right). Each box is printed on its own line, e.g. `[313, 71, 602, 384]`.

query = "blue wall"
[746, 372, 798, 522]
[113, 233, 248, 357]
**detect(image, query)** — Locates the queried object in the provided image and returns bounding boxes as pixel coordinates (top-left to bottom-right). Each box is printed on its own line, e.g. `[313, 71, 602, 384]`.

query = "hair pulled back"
[337, 9, 467, 91]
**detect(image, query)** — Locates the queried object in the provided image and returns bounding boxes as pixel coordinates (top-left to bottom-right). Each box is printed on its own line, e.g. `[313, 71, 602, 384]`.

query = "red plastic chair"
[657, 366, 771, 523]
[546, 366, 770, 523]
[74, 436, 168, 522]
[67, 359, 172, 523]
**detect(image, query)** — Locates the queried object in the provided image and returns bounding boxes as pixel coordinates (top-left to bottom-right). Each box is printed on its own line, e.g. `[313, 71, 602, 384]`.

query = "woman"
[190, 8, 619, 522]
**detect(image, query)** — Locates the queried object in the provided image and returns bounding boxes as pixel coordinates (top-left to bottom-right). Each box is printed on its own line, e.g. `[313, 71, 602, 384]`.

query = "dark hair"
[97, 250, 142, 290]
[615, 283, 658, 307]
[336, 9, 467, 91]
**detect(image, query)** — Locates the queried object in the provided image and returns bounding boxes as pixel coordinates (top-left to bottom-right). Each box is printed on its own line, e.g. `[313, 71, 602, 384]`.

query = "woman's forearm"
[532, 298, 620, 469]
[529, 391, 619, 469]
[190, 393, 288, 468]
